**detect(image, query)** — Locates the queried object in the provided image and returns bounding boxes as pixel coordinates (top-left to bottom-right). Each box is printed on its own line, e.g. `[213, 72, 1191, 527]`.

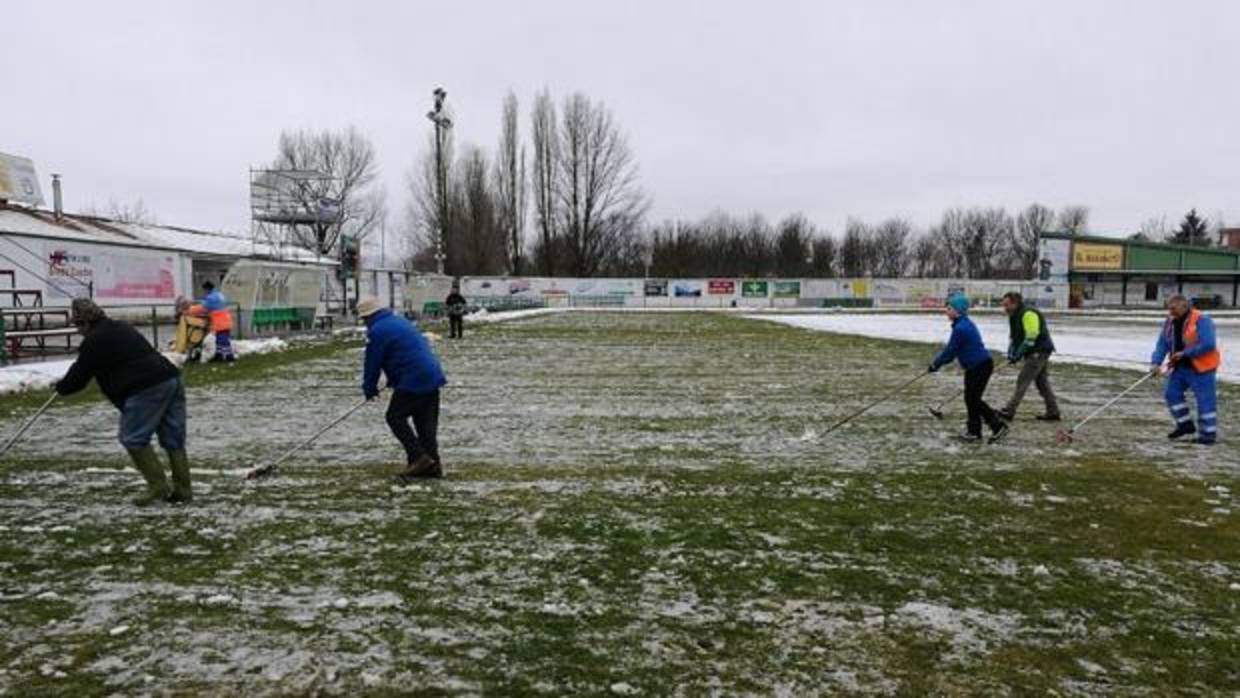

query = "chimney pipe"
[52, 174, 63, 221]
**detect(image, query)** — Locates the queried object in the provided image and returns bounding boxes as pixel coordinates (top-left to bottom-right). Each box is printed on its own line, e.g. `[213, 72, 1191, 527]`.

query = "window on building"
[1145, 282, 1158, 301]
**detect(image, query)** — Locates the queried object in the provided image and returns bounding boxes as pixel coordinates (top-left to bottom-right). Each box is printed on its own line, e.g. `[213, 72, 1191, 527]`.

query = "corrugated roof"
[0, 206, 332, 265]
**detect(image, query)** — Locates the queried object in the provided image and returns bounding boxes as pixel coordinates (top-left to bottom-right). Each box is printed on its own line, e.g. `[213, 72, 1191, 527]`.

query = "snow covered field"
[753, 312, 1240, 383]
[0, 312, 1236, 695]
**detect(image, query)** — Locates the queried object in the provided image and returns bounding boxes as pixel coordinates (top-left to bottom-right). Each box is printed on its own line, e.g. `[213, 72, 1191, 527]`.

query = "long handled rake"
[928, 359, 1010, 420]
[0, 393, 58, 459]
[1055, 370, 1158, 444]
[822, 370, 931, 436]
[246, 397, 371, 480]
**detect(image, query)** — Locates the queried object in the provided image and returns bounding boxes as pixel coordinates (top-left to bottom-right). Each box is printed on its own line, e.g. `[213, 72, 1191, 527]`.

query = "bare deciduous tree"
[872, 218, 911, 277]
[268, 126, 383, 256]
[1014, 203, 1054, 277]
[811, 235, 837, 277]
[1056, 205, 1090, 235]
[775, 214, 814, 277]
[531, 89, 558, 275]
[840, 218, 872, 277]
[494, 91, 528, 275]
[555, 92, 649, 277]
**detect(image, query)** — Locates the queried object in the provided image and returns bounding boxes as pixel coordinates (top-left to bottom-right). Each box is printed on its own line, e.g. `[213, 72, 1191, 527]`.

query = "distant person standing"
[357, 296, 448, 479]
[200, 281, 235, 362]
[56, 299, 192, 504]
[997, 292, 1061, 422]
[928, 294, 1010, 444]
[445, 282, 467, 339]
[1151, 295, 1221, 445]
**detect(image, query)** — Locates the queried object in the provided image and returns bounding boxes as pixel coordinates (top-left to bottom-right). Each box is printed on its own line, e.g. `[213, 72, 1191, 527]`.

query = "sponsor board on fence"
[672, 280, 703, 297]
[773, 280, 801, 298]
[707, 279, 735, 295]
[644, 279, 668, 297]
[44, 241, 176, 300]
[741, 280, 769, 298]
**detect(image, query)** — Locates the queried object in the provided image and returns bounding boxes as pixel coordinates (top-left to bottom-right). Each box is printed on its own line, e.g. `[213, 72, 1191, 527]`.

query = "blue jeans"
[118, 377, 187, 450]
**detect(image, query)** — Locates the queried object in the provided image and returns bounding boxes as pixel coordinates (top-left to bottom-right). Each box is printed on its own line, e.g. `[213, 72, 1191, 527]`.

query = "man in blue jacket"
[357, 296, 448, 479]
[1150, 294, 1221, 445]
[929, 295, 1009, 444]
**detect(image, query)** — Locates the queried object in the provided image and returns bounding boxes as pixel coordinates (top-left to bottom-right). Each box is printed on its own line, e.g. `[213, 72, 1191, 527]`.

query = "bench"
[6, 327, 77, 356]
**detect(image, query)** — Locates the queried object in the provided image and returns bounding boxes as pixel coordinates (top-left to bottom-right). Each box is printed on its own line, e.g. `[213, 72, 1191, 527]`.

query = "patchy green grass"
[1, 312, 1237, 695]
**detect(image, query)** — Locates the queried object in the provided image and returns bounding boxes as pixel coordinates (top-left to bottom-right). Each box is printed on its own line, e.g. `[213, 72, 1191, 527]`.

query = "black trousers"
[964, 359, 1003, 436]
[449, 315, 464, 338]
[385, 389, 440, 464]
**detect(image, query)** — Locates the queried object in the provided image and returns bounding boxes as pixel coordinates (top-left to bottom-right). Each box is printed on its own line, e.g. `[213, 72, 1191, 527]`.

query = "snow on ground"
[0, 359, 73, 395]
[231, 337, 289, 357]
[752, 312, 1240, 383]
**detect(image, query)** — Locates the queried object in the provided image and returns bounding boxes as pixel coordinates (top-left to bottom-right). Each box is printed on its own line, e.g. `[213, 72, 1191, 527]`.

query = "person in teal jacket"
[357, 296, 448, 479]
[929, 295, 1010, 444]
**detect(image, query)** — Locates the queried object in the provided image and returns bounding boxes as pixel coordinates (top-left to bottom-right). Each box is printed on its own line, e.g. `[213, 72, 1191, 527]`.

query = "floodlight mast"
[426, 87, 453, 275]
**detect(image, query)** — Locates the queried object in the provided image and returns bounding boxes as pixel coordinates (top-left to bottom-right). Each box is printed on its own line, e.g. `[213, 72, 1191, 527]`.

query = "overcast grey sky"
[4, 0, 1237, 242]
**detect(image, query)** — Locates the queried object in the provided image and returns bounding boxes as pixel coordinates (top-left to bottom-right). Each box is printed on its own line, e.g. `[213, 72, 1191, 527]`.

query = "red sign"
[708, 280, 735, 295]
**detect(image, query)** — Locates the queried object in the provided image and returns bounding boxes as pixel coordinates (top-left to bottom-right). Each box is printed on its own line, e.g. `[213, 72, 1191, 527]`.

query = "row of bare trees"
[406, 89, 649, 277]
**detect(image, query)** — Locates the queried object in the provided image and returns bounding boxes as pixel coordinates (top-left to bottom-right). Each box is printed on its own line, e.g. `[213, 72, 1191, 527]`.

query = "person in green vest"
[997, 292, 1061, 422]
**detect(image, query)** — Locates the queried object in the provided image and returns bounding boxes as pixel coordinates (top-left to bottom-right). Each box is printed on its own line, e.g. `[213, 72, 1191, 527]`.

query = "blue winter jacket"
[1151, 312, 1218, 371]
[932, 315, 992, 371]
[362, 309, 447, 398]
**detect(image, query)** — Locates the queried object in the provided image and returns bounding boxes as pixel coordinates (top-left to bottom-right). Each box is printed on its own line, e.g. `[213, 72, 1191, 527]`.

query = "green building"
[1038, 232, 1240, 308]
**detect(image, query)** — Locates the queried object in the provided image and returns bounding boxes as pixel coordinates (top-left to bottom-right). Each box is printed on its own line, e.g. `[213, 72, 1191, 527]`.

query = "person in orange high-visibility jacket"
[172, 297, 209, 360]
[1151, 294, 1221, 445]
[200, 281, 235, 362]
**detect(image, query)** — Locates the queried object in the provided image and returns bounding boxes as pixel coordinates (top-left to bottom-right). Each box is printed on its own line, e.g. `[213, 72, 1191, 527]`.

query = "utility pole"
[427, 87, 453, 275]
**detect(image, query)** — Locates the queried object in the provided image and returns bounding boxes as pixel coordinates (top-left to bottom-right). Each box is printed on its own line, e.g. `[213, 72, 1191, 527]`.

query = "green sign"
[741, 280, 768, 298]
[773, 281, 801, 298]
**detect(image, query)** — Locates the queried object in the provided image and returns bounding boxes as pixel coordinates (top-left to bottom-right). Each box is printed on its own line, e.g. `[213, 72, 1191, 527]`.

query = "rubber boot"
[166, 449, 193, 503]
[126, 447, 171, 506]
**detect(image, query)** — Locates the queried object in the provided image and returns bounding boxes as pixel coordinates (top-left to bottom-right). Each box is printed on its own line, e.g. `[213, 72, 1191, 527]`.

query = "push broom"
[1055, 370, 1158, 444]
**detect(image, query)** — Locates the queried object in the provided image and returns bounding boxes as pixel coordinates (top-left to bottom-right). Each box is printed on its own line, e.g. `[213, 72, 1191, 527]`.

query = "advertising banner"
[1038, 238, 1072, 281]
[741, 280, 769, 298]
[707, 279, 736, 295]
[773, 280, 801, 298]
[1072, 242, 1123, 270]
[644, 279, 668, 297]
[45, 242, 176, 300]
[0, 152, 44, 206]
[672, 280, 702, 297]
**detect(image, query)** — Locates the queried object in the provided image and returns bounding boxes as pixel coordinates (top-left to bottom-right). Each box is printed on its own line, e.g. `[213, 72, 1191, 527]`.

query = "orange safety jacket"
[1161, 309, 1221, 373]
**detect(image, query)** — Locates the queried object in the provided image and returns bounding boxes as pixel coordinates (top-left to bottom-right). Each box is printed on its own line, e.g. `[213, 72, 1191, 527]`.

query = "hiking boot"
[397, 454, 443, 481]
[988, 423, 1010, 445]
[1035, 413, 1062, 422]
[955, 429, 982, 444]
[126, 447, 171, 506]
[166, 449, 193, 504]
[1167, 423, 1197, 440]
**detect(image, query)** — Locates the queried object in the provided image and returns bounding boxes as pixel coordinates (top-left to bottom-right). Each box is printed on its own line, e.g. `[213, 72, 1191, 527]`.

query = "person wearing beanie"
[55, 298, 192, 504]
[357, 296, 449, 479]
[928, 294, 1009, 444]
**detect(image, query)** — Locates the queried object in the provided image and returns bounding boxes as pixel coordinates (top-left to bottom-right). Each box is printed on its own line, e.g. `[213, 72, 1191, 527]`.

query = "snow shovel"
[823, 370, 931, 436]
[0, 392, 58, 459]
[1055, 370, 1158, 444]
[928, 360, 1009, 420]
[246, 397, 372, 480]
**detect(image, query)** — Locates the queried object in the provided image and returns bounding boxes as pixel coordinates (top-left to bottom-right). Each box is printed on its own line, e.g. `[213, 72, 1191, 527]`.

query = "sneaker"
[1035, 413, 1062, 422]
[988, 423, 1010, 444]
[1167, 423, 1197, 440]
[955, 430, 982, 444]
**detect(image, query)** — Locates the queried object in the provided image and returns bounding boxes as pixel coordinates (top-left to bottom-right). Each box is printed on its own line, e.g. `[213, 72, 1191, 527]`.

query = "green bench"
[252, 306, 311, 331]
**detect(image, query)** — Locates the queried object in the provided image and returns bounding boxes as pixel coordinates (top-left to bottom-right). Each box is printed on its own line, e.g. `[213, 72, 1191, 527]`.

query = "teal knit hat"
[946, 294, 970, 314]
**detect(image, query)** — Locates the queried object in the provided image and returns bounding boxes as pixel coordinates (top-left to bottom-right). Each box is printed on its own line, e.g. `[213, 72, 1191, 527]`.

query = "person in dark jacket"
[997, 292, 1061, 422]
[55, 299, 191, 504]
[357, 296, 448, 479]
[445, 282, 467, 339]
[929, 294, 1009, 444]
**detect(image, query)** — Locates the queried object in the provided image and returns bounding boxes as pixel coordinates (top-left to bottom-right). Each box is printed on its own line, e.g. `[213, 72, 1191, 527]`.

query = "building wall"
[0, 233, 190, 307]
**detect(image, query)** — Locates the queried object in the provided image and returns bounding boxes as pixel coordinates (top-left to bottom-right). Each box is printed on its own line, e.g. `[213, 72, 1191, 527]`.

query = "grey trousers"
[1003, 352, 1060, 417]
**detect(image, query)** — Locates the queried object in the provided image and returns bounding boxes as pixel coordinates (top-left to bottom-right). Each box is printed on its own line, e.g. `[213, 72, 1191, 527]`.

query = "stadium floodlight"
[427, 87, 453, 275]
